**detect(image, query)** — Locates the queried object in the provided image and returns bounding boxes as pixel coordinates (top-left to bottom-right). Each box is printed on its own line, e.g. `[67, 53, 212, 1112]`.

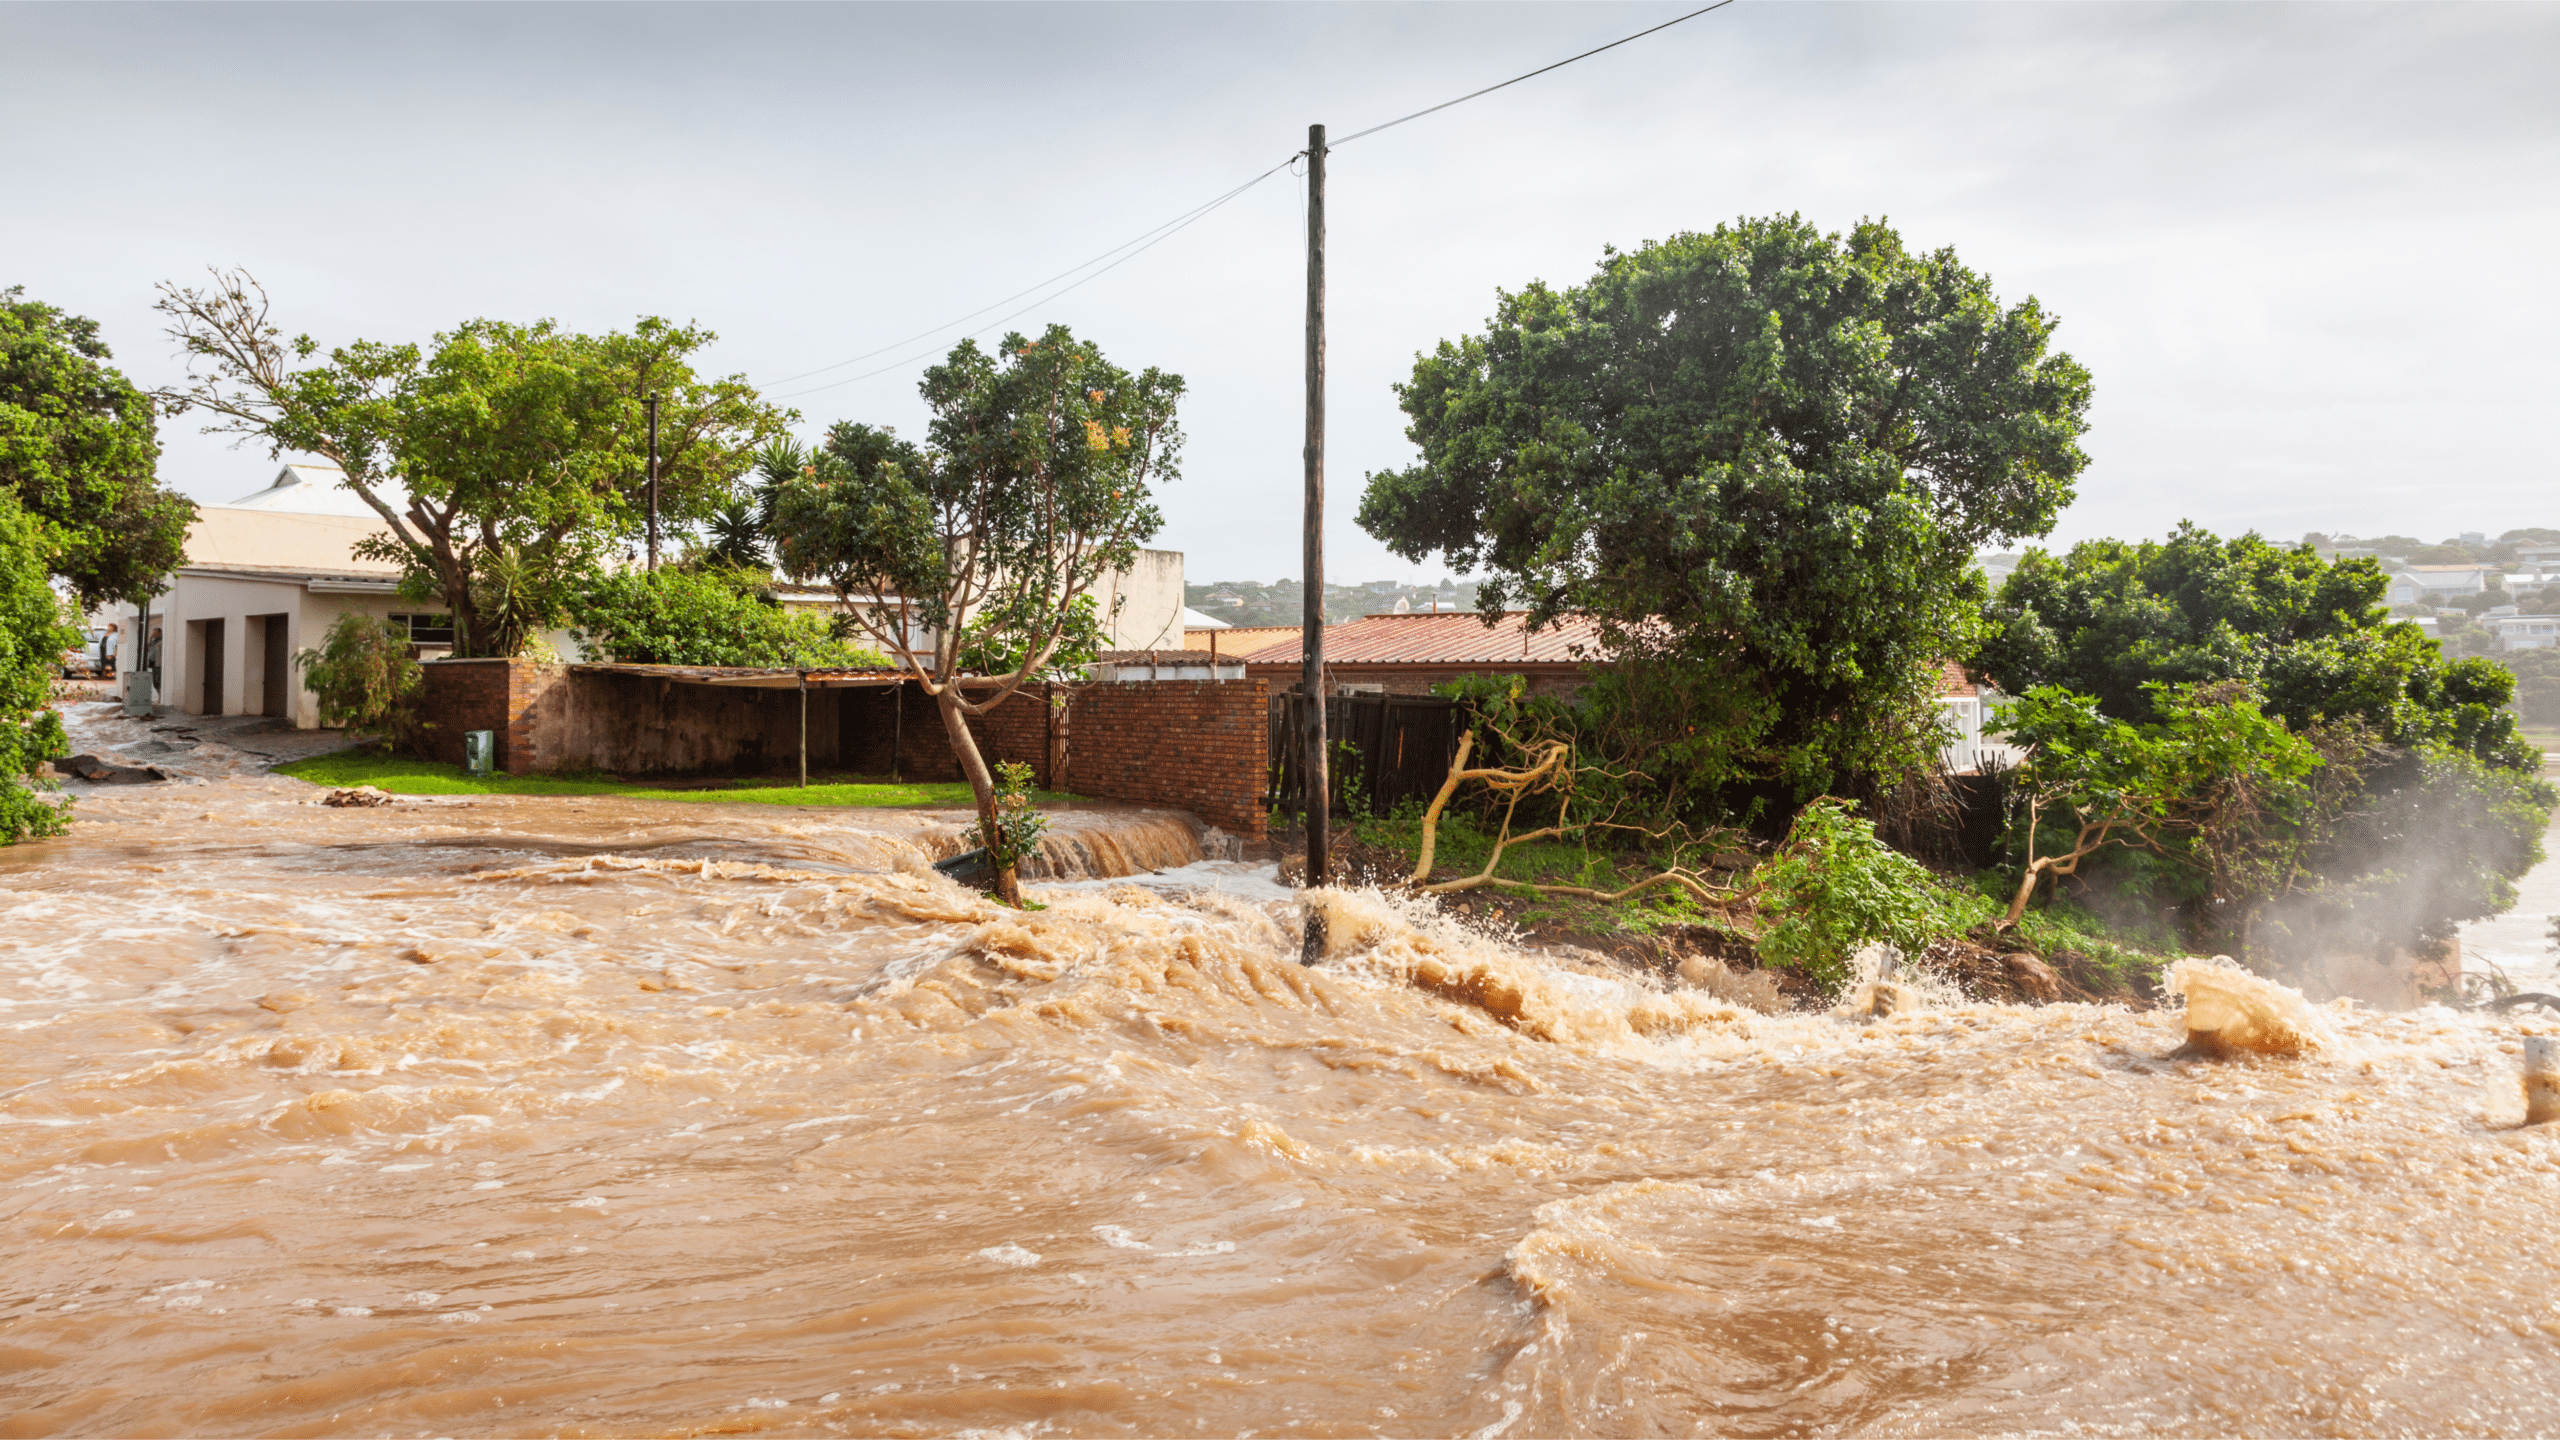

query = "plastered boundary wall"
[418, 662, 1268, 838]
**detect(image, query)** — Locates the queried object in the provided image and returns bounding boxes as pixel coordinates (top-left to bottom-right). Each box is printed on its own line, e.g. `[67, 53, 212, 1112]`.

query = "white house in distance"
[2482, 612, 2560, 652]
[2386, 563, 2498, 606]
[109, 464, 444, 727]
[770, 547, 1189, 659]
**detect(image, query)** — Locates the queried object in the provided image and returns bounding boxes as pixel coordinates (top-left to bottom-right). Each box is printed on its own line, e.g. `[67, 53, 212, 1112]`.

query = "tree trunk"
[2001, 860, 2045, 928]
[936, 687, 1022, 906]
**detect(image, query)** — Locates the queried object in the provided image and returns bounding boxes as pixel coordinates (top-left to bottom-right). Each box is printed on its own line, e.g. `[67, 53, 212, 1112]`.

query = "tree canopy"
[1978, 523, 2537, 774]
[1357, 215, 2093, 814]
[153, 270, 788, 656]
[1983, 527, 2553, 976]
[0, 288, 195, 607]
[773, 325, 1182, 902]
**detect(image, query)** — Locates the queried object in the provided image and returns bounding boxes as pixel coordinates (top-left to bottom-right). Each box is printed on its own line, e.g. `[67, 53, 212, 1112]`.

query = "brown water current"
[5, 769, 2560, 1436]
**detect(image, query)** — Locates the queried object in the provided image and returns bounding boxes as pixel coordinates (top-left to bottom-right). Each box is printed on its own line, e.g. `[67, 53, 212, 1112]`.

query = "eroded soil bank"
[4, 720, 2560, 1435]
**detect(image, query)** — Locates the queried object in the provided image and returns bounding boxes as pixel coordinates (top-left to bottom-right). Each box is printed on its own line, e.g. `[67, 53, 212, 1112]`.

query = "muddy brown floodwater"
[5, 761, 2560, 1436]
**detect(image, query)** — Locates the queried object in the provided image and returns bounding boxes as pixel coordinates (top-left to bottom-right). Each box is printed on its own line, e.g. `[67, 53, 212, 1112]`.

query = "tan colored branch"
[1398, 727, 1742, 912]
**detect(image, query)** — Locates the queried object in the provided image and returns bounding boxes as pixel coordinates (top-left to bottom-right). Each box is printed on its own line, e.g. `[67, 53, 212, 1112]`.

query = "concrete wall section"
[546, 671, 841, 778]
[154, 574, 413, 726]
[185, 507, 393, 572]
[1098, 548, 1185, 652]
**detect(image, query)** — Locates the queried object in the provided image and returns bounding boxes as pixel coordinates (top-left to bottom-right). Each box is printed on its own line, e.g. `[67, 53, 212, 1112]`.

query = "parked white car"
[59, 627, 110, 679]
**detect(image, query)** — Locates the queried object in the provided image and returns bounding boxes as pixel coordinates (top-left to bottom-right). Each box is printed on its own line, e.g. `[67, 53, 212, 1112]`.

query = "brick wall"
[416, 658, 558, 774]
[1068, 680, 1268, 838]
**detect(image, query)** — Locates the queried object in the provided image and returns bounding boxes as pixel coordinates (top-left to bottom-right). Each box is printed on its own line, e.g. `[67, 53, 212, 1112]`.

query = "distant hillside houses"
[2386, 564, 2498, 604]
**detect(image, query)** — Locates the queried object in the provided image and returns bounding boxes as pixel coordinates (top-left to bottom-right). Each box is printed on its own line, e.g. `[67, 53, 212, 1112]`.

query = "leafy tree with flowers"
[773, 325, 1182, 905]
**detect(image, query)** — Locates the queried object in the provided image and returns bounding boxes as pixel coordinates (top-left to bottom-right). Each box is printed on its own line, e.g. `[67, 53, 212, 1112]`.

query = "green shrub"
[1751, 798, 1983, 993]
[297, 613, 431, 755]
[0, 495, 73, 844]
[571, 567, 890, 668]
[965, 760, 1052, 875]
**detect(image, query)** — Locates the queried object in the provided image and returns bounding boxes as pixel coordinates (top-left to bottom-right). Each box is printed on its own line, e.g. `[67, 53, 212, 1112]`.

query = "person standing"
[100, 623, 119, 678]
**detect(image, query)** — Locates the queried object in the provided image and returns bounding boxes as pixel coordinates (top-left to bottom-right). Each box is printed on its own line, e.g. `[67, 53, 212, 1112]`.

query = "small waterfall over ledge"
[915, 805, 1221, 881]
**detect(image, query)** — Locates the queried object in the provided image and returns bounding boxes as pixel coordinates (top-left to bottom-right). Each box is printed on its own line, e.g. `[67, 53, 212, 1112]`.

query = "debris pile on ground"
[323, 786, 396, 807]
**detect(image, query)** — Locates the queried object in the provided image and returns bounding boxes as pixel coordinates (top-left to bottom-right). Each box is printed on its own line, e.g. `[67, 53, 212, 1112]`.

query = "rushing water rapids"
[5, 761, 2560, 1435]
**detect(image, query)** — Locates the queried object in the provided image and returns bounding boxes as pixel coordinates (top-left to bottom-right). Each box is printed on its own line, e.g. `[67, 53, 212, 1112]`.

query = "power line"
[765, 2, 1737, 401]
[766, 158, 1294, 398]
[1329, 1, 1737, 148]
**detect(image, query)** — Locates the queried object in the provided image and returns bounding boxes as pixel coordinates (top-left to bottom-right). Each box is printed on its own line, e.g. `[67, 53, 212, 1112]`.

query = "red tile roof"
[1242, 611, 1607, 667]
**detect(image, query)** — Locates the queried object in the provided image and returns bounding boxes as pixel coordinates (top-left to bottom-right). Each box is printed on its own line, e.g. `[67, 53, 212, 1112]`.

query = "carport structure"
[418, 659, 1067, 790]
[575, 663, 944, 787]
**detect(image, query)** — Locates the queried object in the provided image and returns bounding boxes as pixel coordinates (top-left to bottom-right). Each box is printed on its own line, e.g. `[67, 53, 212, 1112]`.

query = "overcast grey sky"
[8, 1, 2556, 582]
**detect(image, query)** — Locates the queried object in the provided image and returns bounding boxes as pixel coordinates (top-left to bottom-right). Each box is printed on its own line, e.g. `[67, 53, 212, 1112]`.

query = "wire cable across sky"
[1327, 0, 1735, 149]
[760, 1, 1738, 400]
[765, 157, 1297, 399]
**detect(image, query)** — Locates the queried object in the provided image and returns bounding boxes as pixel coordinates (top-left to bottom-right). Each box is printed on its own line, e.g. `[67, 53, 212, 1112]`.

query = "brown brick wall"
[527, 670, 838, 777]
[420, 663, 1265, 839]
[1068, 680, 1268, 838]
[416, 658, 556, 773]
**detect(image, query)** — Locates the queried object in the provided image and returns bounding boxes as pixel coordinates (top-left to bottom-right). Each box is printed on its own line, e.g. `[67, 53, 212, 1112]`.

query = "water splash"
[2165, 956, 2332, 1057]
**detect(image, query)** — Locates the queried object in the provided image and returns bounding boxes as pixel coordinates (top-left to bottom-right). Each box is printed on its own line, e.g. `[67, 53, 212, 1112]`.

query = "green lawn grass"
[273, 751, 1074, 810]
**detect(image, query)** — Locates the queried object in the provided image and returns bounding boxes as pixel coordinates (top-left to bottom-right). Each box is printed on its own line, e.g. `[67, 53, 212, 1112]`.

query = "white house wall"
[187, 507, 391, 571]
[155, 576, 409, 727]
[1098, 548, 1185, 651]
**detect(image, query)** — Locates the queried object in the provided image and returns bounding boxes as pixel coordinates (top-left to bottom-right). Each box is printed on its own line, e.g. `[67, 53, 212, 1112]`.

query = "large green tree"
[152, 270, 787, 656]
[0, 288, 195, 608]
[0, 493, 75, 844]
[773, 325, 1182, 904]
[1982, 527, 2553, 974]
[1358, 216, 2093, 817]
[1978, 523, 2537, 773]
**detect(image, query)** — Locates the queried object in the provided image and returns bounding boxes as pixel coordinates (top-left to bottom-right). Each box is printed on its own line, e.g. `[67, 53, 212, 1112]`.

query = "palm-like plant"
[703, 499, 767, 571]
[751, 438, 813, 575]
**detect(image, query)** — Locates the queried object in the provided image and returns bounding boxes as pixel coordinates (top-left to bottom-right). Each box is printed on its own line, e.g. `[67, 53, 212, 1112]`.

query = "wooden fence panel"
[1267, 692, 1465, 817]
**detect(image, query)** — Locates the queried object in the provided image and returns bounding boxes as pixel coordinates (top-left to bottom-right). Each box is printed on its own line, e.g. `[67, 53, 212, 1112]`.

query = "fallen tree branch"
[1403, 726, 1747, 911]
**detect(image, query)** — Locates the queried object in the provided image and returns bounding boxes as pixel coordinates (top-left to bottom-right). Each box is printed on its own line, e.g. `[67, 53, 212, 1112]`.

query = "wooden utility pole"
[1300, 122, 1329, 964]
[645, 392, 662, 570]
